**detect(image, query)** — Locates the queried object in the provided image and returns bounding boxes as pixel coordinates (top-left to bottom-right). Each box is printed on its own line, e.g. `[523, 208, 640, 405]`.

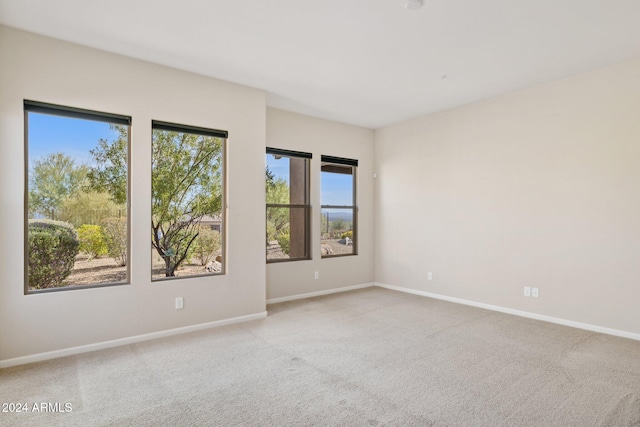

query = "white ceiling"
[1, 0, 640, 129]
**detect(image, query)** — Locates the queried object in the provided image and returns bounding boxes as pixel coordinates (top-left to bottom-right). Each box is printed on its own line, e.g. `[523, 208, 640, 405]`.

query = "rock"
[215, 255, 222, 263]
[321, 244, 334, 255]
[265, 240, 290, 259]
[205, 260, 222, 273]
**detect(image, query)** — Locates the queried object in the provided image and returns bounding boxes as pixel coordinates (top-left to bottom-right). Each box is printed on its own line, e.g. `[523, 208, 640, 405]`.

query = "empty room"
[1, 0, 640, 425]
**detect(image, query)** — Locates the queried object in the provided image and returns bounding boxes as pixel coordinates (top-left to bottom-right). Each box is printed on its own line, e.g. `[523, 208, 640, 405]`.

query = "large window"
[266, 148, 311, 262]
[151, 121, 226, 280]
[321, 155, 357, 257]
[24, 101, 130, 293]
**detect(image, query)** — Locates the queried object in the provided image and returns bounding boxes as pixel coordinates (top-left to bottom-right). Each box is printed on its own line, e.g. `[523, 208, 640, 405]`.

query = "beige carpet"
[2, 287, 640, 426]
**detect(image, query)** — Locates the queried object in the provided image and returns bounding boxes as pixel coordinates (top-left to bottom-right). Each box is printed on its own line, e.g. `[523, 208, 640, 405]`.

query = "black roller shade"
[321, 155, 358, 167]
[24, 100, 131, 126]
[266, 147, 312, 159]
[153, 120, 228, 139]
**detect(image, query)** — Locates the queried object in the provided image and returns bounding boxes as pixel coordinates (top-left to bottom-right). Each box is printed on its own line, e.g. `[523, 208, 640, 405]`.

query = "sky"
[28, 112, 117, 166]
[29, 113, 354, 210]
[266, 154, 354, 207]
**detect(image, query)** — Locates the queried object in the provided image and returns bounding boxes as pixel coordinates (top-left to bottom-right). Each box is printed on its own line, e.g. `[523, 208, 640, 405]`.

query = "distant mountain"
[321, 210, 353, 222]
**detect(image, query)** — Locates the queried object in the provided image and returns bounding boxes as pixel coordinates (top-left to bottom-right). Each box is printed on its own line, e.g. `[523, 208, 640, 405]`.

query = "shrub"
[341, 230, 353, 240]
[277, 232, 290, 255]
[77, 224, 107, 259]
[28, 219, 79, 289]
[331, 219, 348, 232]
[179, 229, 198, 266]
[102, 217, 127, 266]
[58, 190, 125, 228]
[192, 227, 222, 266]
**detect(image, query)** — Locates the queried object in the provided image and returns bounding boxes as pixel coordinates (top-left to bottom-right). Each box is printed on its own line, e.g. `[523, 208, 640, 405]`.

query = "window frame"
[24, 100, 132, 294]
[151, 120, 228, 281]
[266, 147, 312, 263]
[320, 155, 358, 258]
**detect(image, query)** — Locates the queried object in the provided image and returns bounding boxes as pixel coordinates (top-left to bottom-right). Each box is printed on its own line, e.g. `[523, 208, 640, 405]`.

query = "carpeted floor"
[2, 287, 640, 426]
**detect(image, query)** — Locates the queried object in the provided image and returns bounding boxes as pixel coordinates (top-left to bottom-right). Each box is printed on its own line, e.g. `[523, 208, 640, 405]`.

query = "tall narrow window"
[266, 148, 311, 262]
[321, 155, 357, 257]
[25, 101, 131, 293]
[151, 121, 226, 280]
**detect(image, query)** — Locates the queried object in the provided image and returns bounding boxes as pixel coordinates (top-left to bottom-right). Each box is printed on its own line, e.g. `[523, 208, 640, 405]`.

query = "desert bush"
[102, 217, 127, 266]
[331, 218, 348, 231]
[340, 230, 353, 240]
[277, 232, 290, 255]
[266, 221, 278, 244]
[28, 219, 79, 289]
[192, 227, 222, 266]
[58, 190, 125, 228]
[178, 229, 198, 266]
[77, 224, 107, 259]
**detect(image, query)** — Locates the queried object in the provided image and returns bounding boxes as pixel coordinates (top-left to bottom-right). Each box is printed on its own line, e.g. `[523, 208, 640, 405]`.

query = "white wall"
[0, 26, 266, 361]
[266, 108, 375, 300]
[375, 57, 640, 335]
[3, 23, 639, 363]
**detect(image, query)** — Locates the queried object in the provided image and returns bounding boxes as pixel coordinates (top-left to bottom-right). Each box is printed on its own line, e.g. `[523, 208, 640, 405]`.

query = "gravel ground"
[322, 239, 355, 255]
[49, 240, 350, 290]
[60, 255, 127, 287]
[267, 239, 354, 260]
[151, 256, 209, 280]
[29, 254, 211, 290]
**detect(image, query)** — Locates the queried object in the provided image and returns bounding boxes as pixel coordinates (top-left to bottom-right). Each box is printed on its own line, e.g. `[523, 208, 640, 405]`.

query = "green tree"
[28, 153, 88, 219]
[58, 190, 125, 228]
[87, 125, 128, 204]
[151, 129, 223, 276]
[266, 166, 290, 244]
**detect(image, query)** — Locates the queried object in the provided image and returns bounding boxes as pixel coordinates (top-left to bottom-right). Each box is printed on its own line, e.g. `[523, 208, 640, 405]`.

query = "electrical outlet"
[175, 297, 184, 310]
[428, 272, 433, 281]
[532, 288, 539, 298]
[524, 287, 531, 297]
[314, 271, 319, 280]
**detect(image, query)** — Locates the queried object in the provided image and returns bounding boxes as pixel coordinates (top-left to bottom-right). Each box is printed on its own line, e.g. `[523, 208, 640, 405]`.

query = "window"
[151, 121, 226, 280]
[266, 148, 311, 262]
[24, 101, 131, 293]
[321, 156, 357, 257]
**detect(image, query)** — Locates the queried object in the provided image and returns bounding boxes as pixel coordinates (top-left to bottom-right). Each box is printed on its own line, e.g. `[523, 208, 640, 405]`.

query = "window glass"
[320, 159, 357, 257]
[151, 122, 226, 280]
[25, 102, 130, 292]
[321, 164, 353, 205]
[266, 150, 311, 262]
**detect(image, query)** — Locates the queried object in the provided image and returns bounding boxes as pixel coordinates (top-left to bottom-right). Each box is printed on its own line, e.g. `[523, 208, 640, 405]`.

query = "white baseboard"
[0, 311, 267, 369]
[375, 282, 640, 342]
[267, 282, 375, 304]
[6, 282, 637, 368]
